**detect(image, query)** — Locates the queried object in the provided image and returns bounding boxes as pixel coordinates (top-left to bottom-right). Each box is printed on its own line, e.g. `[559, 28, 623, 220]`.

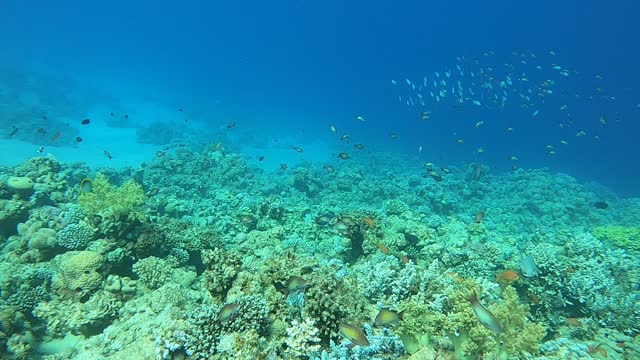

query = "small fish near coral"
[338, 323, 370, 349]
[468, 290, 503, 333]
[274, 276, 309, 298]
[374, 309, 404, 327]
[593, 201, 608, 209]
[217, 302, 240, 323]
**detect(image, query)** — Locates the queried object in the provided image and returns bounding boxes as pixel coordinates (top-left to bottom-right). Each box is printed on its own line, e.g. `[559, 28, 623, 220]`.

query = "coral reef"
[0, 150, 638, 359]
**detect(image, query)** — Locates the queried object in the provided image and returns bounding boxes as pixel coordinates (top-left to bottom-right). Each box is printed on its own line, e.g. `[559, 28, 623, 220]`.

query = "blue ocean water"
[1, 0, 637, 194]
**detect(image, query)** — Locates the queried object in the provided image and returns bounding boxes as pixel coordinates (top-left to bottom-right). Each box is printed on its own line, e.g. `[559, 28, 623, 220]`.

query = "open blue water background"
[1, 0, 638, 195]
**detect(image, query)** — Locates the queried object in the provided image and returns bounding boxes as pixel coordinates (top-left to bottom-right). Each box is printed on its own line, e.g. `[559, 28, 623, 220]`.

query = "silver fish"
[520, 255, 540, 278]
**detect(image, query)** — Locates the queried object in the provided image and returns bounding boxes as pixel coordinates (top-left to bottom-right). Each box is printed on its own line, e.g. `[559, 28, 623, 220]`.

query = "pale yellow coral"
[54, 251, 104, 293]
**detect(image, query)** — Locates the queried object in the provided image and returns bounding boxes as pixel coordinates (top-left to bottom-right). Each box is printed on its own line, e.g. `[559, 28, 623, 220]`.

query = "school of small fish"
[390, 49, 627, 159]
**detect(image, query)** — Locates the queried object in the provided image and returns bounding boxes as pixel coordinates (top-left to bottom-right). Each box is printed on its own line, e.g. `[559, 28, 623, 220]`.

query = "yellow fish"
[217, 303, 240, 322]
[374, 309, 404, 327]
[338, 323, 370, 348]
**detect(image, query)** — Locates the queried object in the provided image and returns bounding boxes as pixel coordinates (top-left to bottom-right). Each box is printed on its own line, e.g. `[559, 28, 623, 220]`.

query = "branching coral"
[56, 221, 95, 250]
[132, 256, 174, 290]
[283, 318, 322, 358]
[303, 265, 368, 345]
[181, 294, 271, 358]
[201, 248, 241, 300]
[356, 256, 419, 304]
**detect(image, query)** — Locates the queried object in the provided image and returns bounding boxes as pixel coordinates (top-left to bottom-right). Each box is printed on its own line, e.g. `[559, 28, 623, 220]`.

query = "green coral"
[592, 225, 640, 250]
[78, 173, 145, 221]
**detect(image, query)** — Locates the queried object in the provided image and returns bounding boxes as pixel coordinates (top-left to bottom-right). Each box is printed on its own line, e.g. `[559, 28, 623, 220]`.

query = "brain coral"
[54, 251, 104, 293]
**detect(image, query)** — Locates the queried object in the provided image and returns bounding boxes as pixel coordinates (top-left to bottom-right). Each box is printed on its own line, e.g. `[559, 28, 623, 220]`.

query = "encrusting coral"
[592, 225, 640, 250]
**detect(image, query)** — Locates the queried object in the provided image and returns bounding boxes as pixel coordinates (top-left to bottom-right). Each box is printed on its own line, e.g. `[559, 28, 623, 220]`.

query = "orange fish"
[445, 272, 464, 283]
[497, 269, 519, 282]
[599, 348, 607, 357]
[529, 292, 540, 305]
[397, 255, 410, 264]
[376, 242, 390, 255]
[240, 215, 255, 224]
